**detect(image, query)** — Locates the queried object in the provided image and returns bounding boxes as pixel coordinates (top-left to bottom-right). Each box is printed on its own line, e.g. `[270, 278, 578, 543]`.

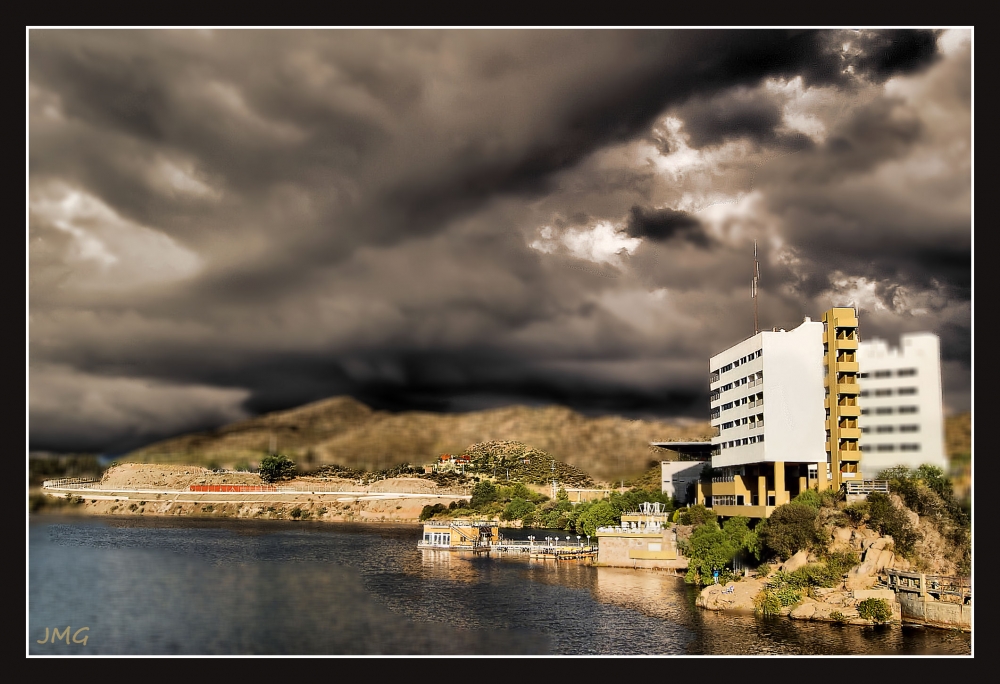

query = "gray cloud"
[28, 29, 971, 453]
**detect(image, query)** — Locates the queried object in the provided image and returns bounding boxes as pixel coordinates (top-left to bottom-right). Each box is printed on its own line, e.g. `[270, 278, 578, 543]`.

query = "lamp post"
[577, 535, 581, 547]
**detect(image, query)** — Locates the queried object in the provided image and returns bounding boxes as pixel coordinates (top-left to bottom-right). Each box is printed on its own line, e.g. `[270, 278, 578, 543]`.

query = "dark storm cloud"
[676, 89, 784, 148]
[28, 29, 969, 453]
[848, 29, 942, 81]
[624, 206, 713, 248]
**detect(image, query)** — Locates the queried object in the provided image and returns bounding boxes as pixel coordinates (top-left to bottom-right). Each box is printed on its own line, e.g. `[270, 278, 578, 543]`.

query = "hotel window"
[876, 426, 895, 433]
[875, 389, 892, 397]
[861, 409, 870, 415]
[875, 407, 893, 415]
[859, 372, 869, 378]
[874, 370, 892, 378]
[860, 390, 870, 397]
[876, 445, 896, 452]
[899, 425, 920, 433]
[897, 368, 917, 377]
[898, 406, 918, 414]
[897, 387, 917, 396]
[861, 427, 870, 433]
[900, 444, 921, 451]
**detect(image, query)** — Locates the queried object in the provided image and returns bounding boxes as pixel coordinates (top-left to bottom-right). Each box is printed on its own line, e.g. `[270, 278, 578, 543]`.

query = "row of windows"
[859, 368, 917, 379]
[860, 425, 920, 434]
[720, 435, 764, 449]
[859, 444, 921, 452]
[860, 406, 919, 416]
[859, 387, 917, 397]
[718, 392, 764, 415]
[713, 349, 762, 376]
[720, 414, 766, 432]
[713, 371, 764, 401]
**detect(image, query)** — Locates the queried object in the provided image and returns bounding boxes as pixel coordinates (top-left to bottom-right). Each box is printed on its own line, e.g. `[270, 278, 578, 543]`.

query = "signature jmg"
[36, 627, 89, 645]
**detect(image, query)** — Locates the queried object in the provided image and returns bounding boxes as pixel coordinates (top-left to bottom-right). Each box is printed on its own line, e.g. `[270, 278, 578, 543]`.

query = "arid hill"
[125, 396, 713, 483]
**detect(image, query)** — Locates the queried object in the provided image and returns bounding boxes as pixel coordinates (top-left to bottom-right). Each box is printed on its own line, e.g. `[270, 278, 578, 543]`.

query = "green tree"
[684, 521, 737, 585]
[677, 504, 717, 527]
[502, 498, 536, 522]
[259, 454, 296, 483]
[575, 501, 619, 536]
[470, 481, 498, 509]
[759, 503, 819, 560]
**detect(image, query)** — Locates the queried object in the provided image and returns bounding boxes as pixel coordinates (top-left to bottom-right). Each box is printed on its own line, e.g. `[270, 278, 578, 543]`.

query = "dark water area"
[28, 516, 973, 656]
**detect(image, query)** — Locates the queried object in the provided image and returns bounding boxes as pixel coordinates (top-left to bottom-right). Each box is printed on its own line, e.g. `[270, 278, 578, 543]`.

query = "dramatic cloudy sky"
[28, 29, 972, 454]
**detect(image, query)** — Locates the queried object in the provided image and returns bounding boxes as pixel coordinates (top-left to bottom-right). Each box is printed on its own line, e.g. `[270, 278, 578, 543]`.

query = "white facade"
[710, 318, 826, 469]
[857, 333, 947, 477]
[660, 461, 706, 504]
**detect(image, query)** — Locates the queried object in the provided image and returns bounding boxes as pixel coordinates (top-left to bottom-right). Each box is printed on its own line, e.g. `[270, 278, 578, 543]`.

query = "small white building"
[857, 332, 948, 477]
[660, 460, 707, 504]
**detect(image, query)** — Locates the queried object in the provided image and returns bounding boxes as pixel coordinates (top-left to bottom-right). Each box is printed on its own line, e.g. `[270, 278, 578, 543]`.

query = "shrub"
[866, 493, 919, 556]
[759, 503, 819, 560]
[753, 589, 782, 617]
[470, 481, 498, 509]
[259, 454, 297, 483]
[502, 497, 536, 522]
[792, 489, 823, 510]
[290, 507, 302, 519]
[420, 504, 447, 521]
[774, 584, 802, 607]
[830, 610, 847, 623]
[677, 504, 717, 527]
[857, 597, 893, 624]
[843, 501, 870, 526]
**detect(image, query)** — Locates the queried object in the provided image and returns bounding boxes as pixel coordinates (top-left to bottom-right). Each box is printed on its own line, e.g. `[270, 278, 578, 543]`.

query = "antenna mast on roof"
[752, 240, 760, 335]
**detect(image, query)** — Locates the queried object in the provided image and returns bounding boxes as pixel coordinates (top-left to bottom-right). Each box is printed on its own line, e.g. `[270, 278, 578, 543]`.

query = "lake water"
[28, 516, 973, 656]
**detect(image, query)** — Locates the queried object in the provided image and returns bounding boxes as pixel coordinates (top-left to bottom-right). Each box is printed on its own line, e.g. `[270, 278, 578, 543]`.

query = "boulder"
[780, 550, 810, 573]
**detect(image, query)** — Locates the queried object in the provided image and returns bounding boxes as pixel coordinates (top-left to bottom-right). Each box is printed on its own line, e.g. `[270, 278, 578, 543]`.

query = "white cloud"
[530, 220, 641, 266]
[30, 182, 203, 290]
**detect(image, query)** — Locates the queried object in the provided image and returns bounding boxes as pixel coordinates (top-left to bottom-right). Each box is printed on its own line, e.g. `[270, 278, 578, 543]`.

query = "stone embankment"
[696, 539, 904, 626]
[38, 464, 471, 524]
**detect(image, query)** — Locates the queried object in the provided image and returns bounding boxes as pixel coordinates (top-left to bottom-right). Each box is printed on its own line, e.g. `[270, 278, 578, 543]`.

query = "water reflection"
[29, 517, 971, 656]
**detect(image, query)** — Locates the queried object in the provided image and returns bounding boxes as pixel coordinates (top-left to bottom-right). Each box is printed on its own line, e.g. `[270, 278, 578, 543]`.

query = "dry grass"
[125, 396, 712, 482]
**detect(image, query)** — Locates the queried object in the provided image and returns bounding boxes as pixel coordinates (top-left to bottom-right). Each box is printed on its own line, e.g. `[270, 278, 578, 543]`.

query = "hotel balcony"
[837, 383, 860, 395]
[833, 338, 858, 350]
[836, 361, 859, 373]
[837, 427, 862, 440]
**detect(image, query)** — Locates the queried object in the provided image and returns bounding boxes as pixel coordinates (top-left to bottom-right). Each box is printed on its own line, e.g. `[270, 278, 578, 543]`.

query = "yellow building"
[823, 307, 862, 489]
[595, 502, 686, 570]
[418, 519, 499, 550]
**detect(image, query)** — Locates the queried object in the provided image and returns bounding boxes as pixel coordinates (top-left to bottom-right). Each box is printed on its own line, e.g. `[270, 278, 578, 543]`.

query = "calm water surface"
[28, 516, 972, 656]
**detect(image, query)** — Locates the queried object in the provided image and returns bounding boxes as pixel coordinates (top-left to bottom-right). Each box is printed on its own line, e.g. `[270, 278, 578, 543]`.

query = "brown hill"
[124, 396, 713, 483]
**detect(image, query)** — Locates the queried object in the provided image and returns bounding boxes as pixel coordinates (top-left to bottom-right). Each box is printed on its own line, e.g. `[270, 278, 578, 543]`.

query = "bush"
[843, 501, 869, 526]
[759, 503, 819, 560]
[502, 498, 536, 522]
[259, 454, 296, 483]
[420, 503, 448, 521]
[792, 489, 823, 510]
[677, 504, 717, 527]
[830, 610, 847, 623]
[866, 493, 919, 556]
[857, 597, 893, 624]
[290, 507, 302, 519]
[753, 589, 782, 617]
[470, 481, 498, 509]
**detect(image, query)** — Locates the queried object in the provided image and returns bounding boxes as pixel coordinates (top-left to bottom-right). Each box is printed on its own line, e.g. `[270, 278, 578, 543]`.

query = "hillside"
[125, 396, 713, 483]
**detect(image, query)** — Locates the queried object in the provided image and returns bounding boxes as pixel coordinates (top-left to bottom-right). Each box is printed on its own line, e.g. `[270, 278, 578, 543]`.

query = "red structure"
[189, 485, 278, 492]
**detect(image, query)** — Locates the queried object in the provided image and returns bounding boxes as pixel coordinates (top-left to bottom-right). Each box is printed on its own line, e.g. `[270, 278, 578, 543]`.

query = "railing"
[886, 570, 971, 602]
[844, 480, 888, 495]
[43, 477, 100, 488]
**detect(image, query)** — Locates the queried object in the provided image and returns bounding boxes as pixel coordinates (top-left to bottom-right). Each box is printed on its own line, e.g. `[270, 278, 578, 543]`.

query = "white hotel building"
[700, 317, 828, 518]
[857, 332, 948, 477]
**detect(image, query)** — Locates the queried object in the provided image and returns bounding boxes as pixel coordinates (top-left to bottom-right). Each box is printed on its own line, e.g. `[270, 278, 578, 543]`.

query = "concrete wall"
[595, 531, 688, 571]
[897, 592, 972, 631]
